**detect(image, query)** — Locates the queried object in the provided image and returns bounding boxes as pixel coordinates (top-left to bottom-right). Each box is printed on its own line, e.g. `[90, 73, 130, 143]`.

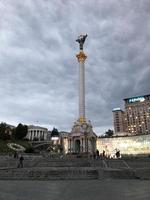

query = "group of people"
[92, 149, 121, 159]
[92, 149, 100, 159]
[108, 149, 121, 159]
[14, 152, 24, 168]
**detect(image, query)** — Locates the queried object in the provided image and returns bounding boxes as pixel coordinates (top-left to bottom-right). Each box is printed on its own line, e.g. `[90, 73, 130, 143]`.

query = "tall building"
[113, 94, 150, 135]
[113, 108, 125, 133]
[124, 95, 150, 134]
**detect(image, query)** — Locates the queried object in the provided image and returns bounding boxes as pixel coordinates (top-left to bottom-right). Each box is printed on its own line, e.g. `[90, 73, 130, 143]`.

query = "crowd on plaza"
[92, 149, 121, 159]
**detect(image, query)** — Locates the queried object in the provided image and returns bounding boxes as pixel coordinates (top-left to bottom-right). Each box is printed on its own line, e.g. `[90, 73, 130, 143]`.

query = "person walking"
[96, 149, 99, 159]
[102, 150, 105, 158]
[18, 155, 24, 168]
[14, 151, 18, 159]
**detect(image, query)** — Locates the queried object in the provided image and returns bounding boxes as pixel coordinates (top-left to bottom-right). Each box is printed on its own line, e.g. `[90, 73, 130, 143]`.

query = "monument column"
[69, 34, 97, 155]
[76, 51, 87, 122]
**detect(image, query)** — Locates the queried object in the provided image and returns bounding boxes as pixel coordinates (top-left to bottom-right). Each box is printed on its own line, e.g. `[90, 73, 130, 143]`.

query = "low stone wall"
[97, 134, 150, 155]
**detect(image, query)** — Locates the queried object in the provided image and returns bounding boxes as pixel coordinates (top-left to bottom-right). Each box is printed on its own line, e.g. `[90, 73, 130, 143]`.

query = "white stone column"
[68, 140, 70, 152]
[76, 51, 87, 123]
[83, 138, 86, 152]
[72, 138, 75, 152]
[81, 138, 83, 152]
[69, 139, 71, 152]
[79, 60, 85, 118]
[71, 139, 73, 152]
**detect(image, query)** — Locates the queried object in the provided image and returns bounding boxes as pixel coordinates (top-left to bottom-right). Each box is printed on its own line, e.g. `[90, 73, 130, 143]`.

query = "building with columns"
[26, 125, 48, 141]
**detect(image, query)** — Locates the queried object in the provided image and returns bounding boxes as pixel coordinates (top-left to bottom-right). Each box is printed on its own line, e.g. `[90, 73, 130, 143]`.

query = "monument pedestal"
[68, 119, 97, 154]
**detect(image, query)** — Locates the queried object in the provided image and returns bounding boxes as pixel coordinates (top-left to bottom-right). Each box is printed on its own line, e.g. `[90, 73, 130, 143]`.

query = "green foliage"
[15, 140, 32, 151]
[14, 123, 28, 140]
[0, 140, 11, 153]
[0, 122, 11, 140]
[0, 140, 31, 154]
[104, 129, 114, 137]
[11, 128, 16, 139]
[24, 146, 34, 153]
[51, 127, 59, 137]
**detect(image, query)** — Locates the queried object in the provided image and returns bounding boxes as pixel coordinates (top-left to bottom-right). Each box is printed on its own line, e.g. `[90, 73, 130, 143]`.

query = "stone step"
[105, 160, 129, 169]
[126, 161, 150, 169]
[0, 167, 150, 180]
[103, 169, 136, 179]
[0, 167, 99, 180]
[0, 159, 92, 168]
[36, 161, 91, 167]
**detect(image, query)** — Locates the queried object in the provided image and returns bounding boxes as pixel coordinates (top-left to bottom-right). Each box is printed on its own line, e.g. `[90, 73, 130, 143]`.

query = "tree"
[51, 127, 59, 137]
[25, 146, 34, 153]
[0, 122, 11, 140]
[14, 123, 28, 140]
[104, 129, 114, 137]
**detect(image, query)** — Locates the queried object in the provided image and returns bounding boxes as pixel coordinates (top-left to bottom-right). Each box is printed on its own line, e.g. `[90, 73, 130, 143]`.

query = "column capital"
[76, 51, 87, 63]
[79, 116, 86, 123]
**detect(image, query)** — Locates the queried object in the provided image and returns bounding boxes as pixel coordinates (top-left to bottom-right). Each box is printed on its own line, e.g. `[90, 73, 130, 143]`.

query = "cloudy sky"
[0, 0, 150, 135]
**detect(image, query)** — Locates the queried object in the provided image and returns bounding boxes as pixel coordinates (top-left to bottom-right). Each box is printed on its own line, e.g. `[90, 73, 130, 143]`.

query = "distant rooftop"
[112, 107, 123, 112]
[28, 125, 48, 130]
[124, 94, 150, 101]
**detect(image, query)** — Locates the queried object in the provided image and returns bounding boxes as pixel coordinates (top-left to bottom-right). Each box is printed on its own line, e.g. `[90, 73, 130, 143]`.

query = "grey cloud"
[0, 0, 149, 134]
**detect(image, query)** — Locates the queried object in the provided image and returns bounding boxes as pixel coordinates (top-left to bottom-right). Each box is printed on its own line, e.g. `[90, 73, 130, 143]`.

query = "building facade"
[96, 134, 150, 155]
[113, 108, 125, 133]
[26, 125, 48, 141]
[113, 94, 150, 135]
[124, 95, 150, 134]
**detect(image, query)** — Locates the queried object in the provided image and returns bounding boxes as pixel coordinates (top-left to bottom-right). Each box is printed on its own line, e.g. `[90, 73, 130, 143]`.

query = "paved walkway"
[0, 180, 150, 200]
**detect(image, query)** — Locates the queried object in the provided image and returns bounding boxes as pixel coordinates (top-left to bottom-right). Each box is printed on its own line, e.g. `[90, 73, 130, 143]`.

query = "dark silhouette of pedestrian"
[18, 155, 24, 168]
[14, 152, 18, 159]
[102, 150, 105, 158]
[96, 149, 99, 159]
[116, 150, 120, 158]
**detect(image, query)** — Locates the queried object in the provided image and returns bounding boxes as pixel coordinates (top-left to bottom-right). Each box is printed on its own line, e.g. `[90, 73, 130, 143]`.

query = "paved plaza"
[0, 180, 150, 200]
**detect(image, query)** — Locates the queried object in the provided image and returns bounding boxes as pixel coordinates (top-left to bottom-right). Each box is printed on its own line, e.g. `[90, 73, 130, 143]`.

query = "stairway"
[104, 159, 130, 169]
[0, 156, 150, 180]
[0, 167, 99, 180]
